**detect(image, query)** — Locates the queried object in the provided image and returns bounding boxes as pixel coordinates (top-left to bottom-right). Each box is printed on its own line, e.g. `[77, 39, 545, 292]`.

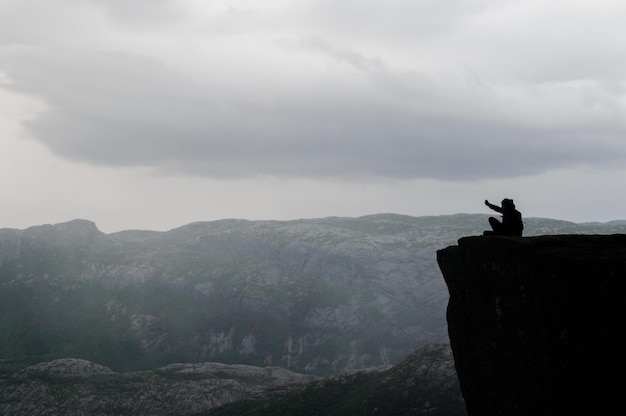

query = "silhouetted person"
[484, 198, 523, 236]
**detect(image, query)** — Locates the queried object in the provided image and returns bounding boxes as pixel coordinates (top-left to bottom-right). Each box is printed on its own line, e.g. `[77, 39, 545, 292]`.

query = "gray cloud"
[1, 1, 626, 181]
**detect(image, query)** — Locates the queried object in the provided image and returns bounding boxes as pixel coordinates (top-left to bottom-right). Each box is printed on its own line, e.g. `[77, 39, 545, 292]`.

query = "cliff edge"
[437, 235, 626, 415]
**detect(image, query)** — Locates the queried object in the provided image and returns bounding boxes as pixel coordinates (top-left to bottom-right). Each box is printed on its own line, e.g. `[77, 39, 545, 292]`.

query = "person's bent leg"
[488, 217, 503, 235]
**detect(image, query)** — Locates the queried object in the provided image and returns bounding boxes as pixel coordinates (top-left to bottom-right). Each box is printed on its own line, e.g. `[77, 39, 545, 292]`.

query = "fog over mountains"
[1, 213, 625, 378]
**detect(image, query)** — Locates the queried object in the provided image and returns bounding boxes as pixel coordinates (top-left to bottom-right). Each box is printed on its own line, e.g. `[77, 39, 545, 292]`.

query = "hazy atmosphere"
[2, 0, 625, 232]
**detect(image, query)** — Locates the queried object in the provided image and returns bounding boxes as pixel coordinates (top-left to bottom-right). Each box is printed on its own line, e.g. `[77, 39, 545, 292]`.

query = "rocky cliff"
[0, 215, 457, 375]
[437, 235, 626, 415]
[2, 215, 625, 376]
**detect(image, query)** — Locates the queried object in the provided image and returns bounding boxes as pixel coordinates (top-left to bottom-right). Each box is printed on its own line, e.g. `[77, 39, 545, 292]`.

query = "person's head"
[502, 198, 515, 210]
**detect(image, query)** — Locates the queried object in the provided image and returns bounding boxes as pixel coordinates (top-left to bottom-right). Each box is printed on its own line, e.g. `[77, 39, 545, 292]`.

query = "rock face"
[437, 235, 626, 415]
[0, 215, 459, 374]
[0, 346, 466, 416]
[0, 358, 317, 416]
[192, 344, 466, 416]
[2, 215, 626, 376]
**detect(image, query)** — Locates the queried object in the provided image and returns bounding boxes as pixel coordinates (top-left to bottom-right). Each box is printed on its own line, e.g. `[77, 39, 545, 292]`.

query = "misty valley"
[2, 214, 626, 415]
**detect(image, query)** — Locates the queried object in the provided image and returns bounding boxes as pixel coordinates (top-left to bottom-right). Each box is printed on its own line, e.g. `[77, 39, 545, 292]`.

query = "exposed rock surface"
[12, 358, 114, 381]
[0, 358, 317, 416]
[0, 215, 461, 374]
[0, 346, 465, 416]
[192, 344, 466, 416]
[3, 215, 625, 375]
[437, 235, 626, 415]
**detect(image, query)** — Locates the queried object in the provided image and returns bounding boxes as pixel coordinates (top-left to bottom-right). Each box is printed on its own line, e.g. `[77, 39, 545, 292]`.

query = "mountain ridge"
[2, 214, 625, 376]
[6, 212, 615, 235]
[2, 214, 626, 414]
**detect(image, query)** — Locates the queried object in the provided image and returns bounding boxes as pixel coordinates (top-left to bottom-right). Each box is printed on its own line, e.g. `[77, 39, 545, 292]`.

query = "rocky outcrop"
[0, 347, 465, 416]
[0, 358, 318, 415]
[437, 235, 626, 415]
[12, 358, 113, 381]
[196, 344, 466, 416]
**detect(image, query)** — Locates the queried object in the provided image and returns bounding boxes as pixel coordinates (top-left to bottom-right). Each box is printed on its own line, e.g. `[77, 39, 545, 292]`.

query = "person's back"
[502, 205, 523, 236]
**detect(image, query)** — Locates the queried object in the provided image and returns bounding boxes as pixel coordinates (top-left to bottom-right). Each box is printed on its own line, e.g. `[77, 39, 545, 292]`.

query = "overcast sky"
[2, 0, 626, 233]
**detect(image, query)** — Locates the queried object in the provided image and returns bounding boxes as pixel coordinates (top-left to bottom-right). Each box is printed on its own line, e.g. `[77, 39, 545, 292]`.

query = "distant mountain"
[1, 214, 624, 378]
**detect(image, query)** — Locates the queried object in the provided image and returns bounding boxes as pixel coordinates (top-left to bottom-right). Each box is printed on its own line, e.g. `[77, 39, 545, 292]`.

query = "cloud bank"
[1, 0, 626, 181]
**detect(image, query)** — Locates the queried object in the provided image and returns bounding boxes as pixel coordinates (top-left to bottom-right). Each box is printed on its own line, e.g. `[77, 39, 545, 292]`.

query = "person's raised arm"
[485, 200, 502, 213]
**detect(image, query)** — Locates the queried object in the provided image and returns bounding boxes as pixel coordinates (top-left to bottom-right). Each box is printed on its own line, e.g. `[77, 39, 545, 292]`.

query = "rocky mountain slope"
[1, 214, 625, 378]
[207, 343, 465, 416]
[0, 357, 317, 415]
[0, 344, 464, 416]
